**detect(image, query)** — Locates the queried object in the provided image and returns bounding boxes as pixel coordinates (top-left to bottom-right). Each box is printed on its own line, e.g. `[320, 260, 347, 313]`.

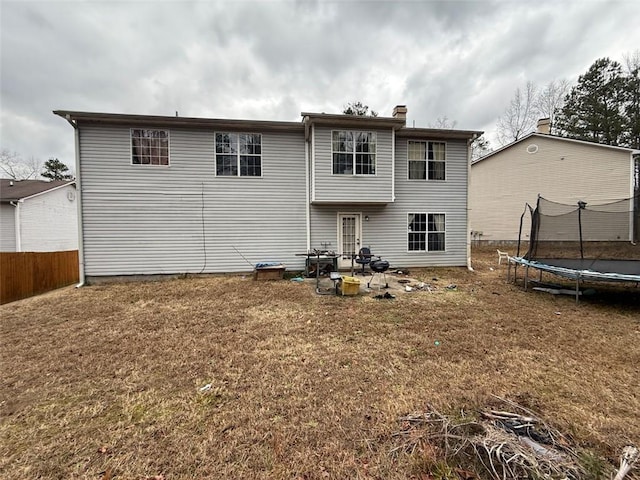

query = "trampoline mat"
[535, 258, 640, 276]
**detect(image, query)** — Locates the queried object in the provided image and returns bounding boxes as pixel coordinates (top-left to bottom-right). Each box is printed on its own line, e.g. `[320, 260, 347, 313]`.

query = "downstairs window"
[408, 213, 446, 251]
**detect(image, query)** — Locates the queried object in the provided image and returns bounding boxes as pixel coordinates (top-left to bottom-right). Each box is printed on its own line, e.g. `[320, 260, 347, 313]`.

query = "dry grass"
[1, 248, 639, 479]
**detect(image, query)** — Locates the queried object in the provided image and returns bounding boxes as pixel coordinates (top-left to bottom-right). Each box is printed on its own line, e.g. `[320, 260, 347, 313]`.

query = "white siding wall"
[470, 136, 633, 241]
[310, 137, 469, 267]
[20, 185, 79, 251]
[312, 126, 393, 203]
[78, 125, 307, 276]
[0, 204, 16, 252]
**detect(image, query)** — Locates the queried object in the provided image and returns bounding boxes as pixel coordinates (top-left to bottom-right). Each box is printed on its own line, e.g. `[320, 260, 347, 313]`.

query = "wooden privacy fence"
[1, 250, 79, 304]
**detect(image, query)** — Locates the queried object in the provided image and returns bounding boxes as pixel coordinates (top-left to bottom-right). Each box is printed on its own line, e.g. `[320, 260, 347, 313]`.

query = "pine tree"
[555, 58, 627, 146]
[342, 101, 378, 117]
[623, 52, 640, 149]
[41, 158, 73, 181]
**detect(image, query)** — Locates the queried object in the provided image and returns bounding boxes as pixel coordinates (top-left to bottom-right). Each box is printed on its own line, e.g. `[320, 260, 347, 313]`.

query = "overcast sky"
[1, 0, 638, 170]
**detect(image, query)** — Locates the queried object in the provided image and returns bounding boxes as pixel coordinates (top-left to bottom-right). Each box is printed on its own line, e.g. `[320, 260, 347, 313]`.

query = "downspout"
[10, 200, 22, 251]
[65, 114, 85, 287]
[466, 134, 479, 271]
[304, 117, 311, 252]
[391, 129, 396, 202]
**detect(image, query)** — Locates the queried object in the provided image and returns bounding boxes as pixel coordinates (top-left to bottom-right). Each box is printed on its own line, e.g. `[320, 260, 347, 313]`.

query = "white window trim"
[330, 130, 377, 176]
[130, 128, 170, 167]
[406, 140, 447, 181]
[214, 132, 263, 178]
[407, 212, 446, 253]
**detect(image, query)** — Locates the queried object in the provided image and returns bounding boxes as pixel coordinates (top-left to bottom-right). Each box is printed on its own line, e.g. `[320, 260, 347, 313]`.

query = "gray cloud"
[1, 0, 638, 165]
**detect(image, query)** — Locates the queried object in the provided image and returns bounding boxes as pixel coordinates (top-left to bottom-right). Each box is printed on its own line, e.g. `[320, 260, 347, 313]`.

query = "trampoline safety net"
[522, 195, 640, 262]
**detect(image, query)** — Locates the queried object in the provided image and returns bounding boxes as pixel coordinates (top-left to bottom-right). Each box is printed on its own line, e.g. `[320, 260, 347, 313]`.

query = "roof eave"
[473, 133, 638, 166]
[301, 112, 406, 129]
[396, 127, 483, 141]
[53, 110, 304, 132]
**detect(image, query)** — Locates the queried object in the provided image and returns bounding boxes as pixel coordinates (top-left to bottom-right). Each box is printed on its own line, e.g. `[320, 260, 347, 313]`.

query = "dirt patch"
[1, 248, 638, 479]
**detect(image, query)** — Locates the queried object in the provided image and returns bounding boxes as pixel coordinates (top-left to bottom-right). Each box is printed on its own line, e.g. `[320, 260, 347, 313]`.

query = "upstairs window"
[408, 141, 446, 180]
[215, 133, 262, 177]
[131, 129, 169, 165]
[332, 131, 376, 175]
[408, 213, 446, 251]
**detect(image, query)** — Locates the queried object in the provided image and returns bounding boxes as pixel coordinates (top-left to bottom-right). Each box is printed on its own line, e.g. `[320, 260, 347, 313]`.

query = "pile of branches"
[391, 396, 635, 479]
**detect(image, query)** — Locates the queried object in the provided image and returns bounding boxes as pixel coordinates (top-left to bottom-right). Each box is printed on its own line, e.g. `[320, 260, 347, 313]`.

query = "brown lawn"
[1, 248, 639, 479]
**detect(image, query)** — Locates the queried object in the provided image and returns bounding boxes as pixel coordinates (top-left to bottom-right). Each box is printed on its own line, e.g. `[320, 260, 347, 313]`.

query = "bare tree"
[533, 79, 570, 131]
[427, 116, 490, 160]
[429, 116, 457, 129]
[496, 81, 538, 145]
[0, 149, 42, 180]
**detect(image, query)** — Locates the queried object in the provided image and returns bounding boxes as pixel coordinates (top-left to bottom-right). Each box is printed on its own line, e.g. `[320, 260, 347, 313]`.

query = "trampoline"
[510, 195, 640, 302]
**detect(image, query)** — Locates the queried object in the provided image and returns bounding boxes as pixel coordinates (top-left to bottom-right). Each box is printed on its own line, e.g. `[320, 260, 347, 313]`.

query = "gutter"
[63, 114, 86, 287]
[304, 118, 311, 252]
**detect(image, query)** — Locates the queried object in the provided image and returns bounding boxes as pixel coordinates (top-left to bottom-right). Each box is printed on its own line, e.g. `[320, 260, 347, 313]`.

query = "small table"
[296, 253, 340, 277]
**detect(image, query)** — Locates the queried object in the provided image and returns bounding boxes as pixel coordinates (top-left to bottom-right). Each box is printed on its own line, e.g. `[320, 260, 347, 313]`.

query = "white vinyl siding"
[310, 137, 469, 267]
[78, 125, 306, 276]
[0, 204, 16, 251]
[312, 126, 392, 203]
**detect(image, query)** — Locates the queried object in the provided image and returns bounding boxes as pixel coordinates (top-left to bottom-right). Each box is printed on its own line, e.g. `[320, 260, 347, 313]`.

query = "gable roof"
[472, 133, 639, 166]
[0, 179, 75, 202]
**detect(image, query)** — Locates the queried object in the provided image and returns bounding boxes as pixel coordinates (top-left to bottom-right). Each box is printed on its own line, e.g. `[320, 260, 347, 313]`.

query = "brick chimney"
[392, 105, 407, 121]
[537, 118, 551, 135]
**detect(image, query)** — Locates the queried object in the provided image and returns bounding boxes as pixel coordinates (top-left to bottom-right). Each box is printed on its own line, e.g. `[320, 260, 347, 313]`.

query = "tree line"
[0, 150, 73, 181]
[497, 51, 640, 150]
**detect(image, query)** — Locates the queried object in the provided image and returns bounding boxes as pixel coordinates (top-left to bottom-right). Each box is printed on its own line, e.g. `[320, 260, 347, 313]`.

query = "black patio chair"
[355, 247, 373, 275]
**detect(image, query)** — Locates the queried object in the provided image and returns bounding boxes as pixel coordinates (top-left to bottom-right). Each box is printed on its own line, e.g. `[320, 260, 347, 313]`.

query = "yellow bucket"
[341, 276, 360, 296]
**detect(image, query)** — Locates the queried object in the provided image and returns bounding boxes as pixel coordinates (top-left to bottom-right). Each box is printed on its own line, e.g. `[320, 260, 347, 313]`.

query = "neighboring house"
[470, 120, 639, 243]
[0, 179, 78, 252]
[54, 106, 481, 282]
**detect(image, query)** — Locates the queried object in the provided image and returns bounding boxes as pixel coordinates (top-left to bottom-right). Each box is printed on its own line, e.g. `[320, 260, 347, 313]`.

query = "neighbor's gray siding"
[310, 137, 469, 267]
[312, 126, 393, 203]
[0, 204, 16, 251]
[78, 124, 307, 276]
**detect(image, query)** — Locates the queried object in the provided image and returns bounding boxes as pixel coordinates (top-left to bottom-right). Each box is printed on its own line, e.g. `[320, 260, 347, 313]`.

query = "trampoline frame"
[511, 195, 640, 302]
[508, 256, 640, 303]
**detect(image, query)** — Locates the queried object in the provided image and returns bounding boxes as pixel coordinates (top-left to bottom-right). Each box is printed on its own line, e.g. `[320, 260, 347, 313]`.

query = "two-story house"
[55, 106, 481, 282]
